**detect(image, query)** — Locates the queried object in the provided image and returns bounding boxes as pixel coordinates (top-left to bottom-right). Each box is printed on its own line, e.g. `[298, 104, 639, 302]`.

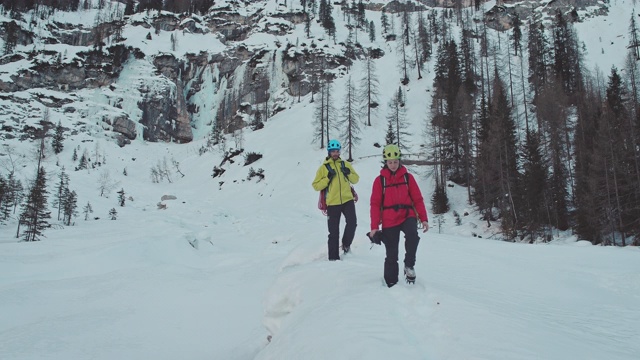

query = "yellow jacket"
[312, 157, 359, 206]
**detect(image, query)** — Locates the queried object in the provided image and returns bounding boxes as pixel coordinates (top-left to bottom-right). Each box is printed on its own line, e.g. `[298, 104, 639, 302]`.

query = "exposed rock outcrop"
[484, 0, 606, 31]
[1, 45, 130, 92]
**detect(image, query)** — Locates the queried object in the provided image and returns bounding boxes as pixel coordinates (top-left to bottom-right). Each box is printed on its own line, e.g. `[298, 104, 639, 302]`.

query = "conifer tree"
[0, 173, 22, 222]
[494, 72, 520, 238]
[385, 119, 396, 147]
[52, 121, 64, 154]
[109, 208, 117, 220]
[519, 129, 548, 241]
[552, 11, 583, 99]
[313, 79, 337, 148]
[535, 78, 570, 231]
[191, 0, 215, 15]
[380, 9, 389, 35]
[629, 12, 640, 60]
[357, 0, 366, 27]
[319, 0, 335, 39]
[401, 8, 411, 46]
[62, 189, 78, 226]
[368, 21, 376, 42]
[77, 150, 89, 170]
[397, 26, 411, 85]
[474, 71, 519, 239]
[83, 201, 94, 221]
[452, 88, 475, 186]
[511, 14, 522, 56]
[431, 181, 450, 215]
[430, 10, 439, 44]
[432, 40, 472, 184]
[19, 167, 51, 242]
[0, 175, 6, 224]
[323, 80, 337, 143]
[305, 11, 312, 38]
[573, 80, 604, 244]
[360, 51, 380, 126]
[3, 21, 19, 55]
[339, 77, 362, 161]
[434, 40, 463, 120]
[408, 27, 423, 80]
[2, 173, 23, 218]
[164, 0, 177, 13]
[623, 53, 640, 243]
[460, 31, 476, 94]
[53, 168, 70, 221]
[598, 67, 638, 245]
[124, 0, 135, 15]
[416, 10, 432, 65]
[170, 33, 177, 51]
[385, 87, 409, 151]
[318, 0, 327, 24]
[527, 21, 550, 100]
[118, 188, 126, 207]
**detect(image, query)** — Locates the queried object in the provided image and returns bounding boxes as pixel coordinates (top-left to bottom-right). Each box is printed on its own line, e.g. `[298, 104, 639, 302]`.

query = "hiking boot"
[342, 244, 350, 254]
[404, 266, 416, 283]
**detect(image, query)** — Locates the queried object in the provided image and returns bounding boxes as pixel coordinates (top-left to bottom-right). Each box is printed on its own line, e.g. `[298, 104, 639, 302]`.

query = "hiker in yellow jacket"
[312, 140, 360, 260]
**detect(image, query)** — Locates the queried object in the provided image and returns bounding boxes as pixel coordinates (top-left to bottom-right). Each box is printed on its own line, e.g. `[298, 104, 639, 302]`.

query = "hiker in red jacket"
[369, 144, 429, 287]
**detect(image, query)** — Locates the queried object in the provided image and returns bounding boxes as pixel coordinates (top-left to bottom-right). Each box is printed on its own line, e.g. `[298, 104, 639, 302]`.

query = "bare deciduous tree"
[97, 169, 119, 197]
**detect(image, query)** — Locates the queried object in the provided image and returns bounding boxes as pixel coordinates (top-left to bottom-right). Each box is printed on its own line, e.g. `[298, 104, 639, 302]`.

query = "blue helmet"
[327, 139, 341, 151]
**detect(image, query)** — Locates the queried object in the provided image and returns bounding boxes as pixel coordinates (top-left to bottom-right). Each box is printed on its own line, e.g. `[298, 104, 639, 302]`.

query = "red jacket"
[370, 165, 428, 230]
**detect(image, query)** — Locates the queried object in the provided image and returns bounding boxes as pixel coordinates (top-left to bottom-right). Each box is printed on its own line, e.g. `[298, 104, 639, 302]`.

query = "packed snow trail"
[257, 233, 640, 360]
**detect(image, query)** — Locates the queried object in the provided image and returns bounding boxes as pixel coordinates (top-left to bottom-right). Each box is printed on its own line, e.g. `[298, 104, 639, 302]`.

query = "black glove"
[367, 231, 383, 245]
[327, 171, 335, 181]
[342, 167, 351, 176]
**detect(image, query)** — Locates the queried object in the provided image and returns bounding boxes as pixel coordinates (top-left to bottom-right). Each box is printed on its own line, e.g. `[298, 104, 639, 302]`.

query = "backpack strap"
[403, 173, 420, 219]
[381, 173, 410, 193]
[380, 173, 414, 214]
[324, 163, 336, 180]
[379, 175, 385, 214]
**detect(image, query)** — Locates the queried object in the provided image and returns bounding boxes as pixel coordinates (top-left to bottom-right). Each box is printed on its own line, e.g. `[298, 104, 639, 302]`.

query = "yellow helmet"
[383, 144, 401, 160]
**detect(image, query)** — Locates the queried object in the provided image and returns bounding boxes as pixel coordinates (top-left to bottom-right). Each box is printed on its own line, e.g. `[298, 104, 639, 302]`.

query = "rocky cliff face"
[0, 0, 610, 146]
[0, 3, 359, 146]
[4, 45, 130, 92]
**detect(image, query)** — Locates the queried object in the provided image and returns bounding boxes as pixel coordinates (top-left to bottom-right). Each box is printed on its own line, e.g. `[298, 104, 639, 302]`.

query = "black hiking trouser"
[326, 200, 357, 260]
[382, 217, 420, 286]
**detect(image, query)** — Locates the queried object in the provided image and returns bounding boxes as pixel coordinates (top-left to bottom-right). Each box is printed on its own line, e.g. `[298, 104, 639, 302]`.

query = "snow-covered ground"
[2, 100, 639, 359]
[1, 1, 640, 359]
[1, 132, 639, 359]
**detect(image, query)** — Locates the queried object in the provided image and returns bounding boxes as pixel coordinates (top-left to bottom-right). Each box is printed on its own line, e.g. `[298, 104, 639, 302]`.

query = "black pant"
[382, 217, 420, 286]
[326, 200, 357, 260]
